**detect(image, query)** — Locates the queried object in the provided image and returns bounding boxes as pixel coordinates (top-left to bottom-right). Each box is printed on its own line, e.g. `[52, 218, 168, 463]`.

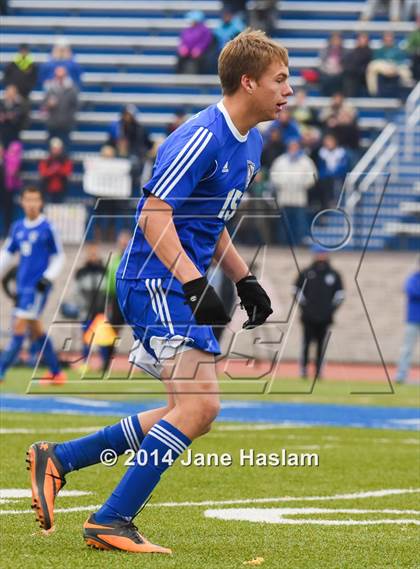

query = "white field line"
[204, 508, 420, 526]
[1, 425, 418, 446]
[0, 505, 102, 515]
[1, 489, 419, 516]
[148, 488, 420, 508]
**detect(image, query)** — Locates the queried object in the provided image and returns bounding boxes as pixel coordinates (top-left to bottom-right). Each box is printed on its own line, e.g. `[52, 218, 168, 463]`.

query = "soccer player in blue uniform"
[27, 30, 293, 553]
[0, 186, 66, 383]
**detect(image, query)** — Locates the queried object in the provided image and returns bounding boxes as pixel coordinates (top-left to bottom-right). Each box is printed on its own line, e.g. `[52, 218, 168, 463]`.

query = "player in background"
[27, 30, 293, 553]
[0, 186, 66, 383]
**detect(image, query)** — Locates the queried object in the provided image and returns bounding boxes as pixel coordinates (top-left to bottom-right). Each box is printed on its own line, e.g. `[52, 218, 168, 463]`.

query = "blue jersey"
[5, 215, 61, 291]
[117, 101, 263, 280]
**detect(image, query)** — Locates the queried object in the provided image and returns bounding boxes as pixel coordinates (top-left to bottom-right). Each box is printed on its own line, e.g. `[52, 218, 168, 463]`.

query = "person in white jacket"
[270, 139, 318, 245]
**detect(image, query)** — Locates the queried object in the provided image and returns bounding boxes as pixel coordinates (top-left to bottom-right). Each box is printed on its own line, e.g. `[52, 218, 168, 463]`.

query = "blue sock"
[82, 343, 89, 361]
[95, 419, 191, 523]
[0, 334, 25, 376]
[38, 334, 61, 375]
[55, 415, 144, 474]
[28, 338, 39, 367]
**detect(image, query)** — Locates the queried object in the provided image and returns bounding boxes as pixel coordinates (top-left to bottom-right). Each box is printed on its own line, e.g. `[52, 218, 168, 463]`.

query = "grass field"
[1, 369, 419, 568]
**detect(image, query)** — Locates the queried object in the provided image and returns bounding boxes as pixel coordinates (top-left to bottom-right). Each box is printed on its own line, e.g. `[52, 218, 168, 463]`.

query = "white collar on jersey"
[23, 214, 46, 228]
[217, 100, 248, 143]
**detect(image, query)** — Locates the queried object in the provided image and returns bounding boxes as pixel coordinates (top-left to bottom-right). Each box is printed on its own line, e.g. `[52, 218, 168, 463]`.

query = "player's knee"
[193, 397, 220, 429]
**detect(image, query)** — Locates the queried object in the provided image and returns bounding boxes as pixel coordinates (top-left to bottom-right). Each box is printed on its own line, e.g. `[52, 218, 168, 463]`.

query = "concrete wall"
[0, 243, 416, 365]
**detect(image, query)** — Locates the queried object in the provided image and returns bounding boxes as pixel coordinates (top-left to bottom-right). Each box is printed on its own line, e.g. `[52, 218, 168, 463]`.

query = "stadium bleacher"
[1, 0, 418, 250]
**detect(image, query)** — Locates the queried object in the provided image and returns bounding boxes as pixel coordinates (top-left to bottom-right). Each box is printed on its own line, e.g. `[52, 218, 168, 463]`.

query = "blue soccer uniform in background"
[0, 213, 65, 379]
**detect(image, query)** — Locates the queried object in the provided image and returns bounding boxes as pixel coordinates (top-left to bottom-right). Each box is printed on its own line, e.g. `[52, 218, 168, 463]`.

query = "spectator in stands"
[319, 92, 356, 126]
[214, 8, 245, 50]
[270, 139, 318, 245]
[301, 128, 321, 163]
[314, 133, 349, 211]
[342, 32, 372, 97]
[291, 88, 319, 131]
[248, 0, 278, 35]
[4, 44, 38, 101]
[261, 128, 286, 169]
[366, 31, 413, 96]
[176, 11, 213, 74]
[2, 141, 23, 234]
[318, 32, 347, 96]
[39, 37, 83, 88]
[0, 0, 7, 14]
[406, 15, 420, 80]
[38, 137, 73, 203]
[319, 92, 360, 160]
[0, 85, 26, 149]
[166, 109, 188, 135]
[108, 104, 153, 189]
[109, 105, 152, 159]
[266, 108, 301, 147]
[293, 245, 345, 380]
[329, 108, 361, 164]
[0, 144, 6, 235]
[42, 66, 78, 151]
[395, 258, 420, 384]
[223, 0, 247, 18]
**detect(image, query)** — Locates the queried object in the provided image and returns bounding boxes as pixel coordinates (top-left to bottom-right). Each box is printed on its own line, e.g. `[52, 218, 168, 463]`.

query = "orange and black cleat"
[26, 441, 67, 532]
[39, 371, 67, 386]
[83, 514, 172, 554]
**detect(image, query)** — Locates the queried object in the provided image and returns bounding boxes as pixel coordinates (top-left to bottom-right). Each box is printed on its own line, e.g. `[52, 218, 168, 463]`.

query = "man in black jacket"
[343, 32, 372, 97]
[293, 245, 345, 379]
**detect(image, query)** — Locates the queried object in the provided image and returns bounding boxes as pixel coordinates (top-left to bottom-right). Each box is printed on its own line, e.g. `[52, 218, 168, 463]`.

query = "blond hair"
[218, 29, 289, 96]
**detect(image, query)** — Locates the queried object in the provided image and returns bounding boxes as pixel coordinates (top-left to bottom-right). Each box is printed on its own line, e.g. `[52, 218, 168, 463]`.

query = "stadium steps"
[10, 0, 365, 16]
[1, 0, 413, 250]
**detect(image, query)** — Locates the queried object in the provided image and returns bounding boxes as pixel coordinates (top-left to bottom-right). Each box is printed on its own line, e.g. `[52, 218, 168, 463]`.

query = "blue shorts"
[15, 287, 50, 320]
[116, 277, 221, 379]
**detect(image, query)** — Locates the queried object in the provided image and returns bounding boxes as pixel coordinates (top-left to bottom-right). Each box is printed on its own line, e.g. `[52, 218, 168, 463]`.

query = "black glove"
[183, 276, 231, 325]
[36, 276, 52, 293]
[236, 275, 273, 329]
[2, 266, 18, 302]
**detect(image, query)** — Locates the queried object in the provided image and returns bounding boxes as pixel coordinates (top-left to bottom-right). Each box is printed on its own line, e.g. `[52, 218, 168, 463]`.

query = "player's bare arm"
[139, 194, 202, 284]
[213, 227, 250, 283]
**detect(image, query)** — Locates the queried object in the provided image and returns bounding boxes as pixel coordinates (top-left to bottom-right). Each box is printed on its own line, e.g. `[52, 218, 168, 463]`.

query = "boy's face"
[251, 61, 293, 122]
[21, 191, 43, 219]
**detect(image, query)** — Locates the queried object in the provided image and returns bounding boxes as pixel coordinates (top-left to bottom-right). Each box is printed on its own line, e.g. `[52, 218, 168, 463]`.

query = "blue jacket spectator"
[313, 133, 349, 210]
[39, 38, 82, 88]
[266, 108, 301, 147]
[317, 134, 349, 180]
[214, 9, 245, 50]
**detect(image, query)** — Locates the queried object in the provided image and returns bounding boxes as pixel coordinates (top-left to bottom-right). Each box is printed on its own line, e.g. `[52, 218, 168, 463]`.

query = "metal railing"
[404, 81, 420, 160]
[346, 122, 397, 215]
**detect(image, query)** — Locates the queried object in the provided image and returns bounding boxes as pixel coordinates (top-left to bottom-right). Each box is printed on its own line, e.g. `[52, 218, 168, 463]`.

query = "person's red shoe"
[39, 372, 67, 386]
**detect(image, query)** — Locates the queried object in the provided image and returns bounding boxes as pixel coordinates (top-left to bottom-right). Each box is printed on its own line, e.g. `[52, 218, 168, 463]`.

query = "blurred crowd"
[1, 0, 419, 246]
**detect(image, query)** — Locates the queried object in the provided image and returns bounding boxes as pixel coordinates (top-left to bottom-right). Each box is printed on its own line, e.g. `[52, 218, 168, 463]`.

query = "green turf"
[1, 366, 419, 568]
[1, 367, 419, 408]
[0, 409, 419, 569]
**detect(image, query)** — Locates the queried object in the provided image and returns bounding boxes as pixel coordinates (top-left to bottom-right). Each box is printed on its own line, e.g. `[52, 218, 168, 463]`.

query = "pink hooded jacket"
[4, 140, 23, 192]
